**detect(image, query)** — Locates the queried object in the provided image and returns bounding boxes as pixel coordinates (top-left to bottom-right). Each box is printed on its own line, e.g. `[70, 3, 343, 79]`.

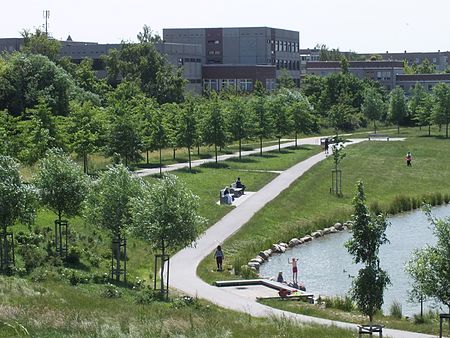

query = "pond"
[259, 204, 450, 316]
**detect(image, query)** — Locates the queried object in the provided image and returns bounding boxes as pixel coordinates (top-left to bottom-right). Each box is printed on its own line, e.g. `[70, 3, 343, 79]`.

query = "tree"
[432, 83, 450, 138]
[130, 174, 206, 294]
[0, 156, 37, 272]
[0, 110, 20, 157]
[21, 29, 61, 62]
[250, 94, 272, 155]
[34, 148, 89, 256]
[104, 26, 186, 104]
[85, 164, 145, 282]
[226, 96, 253, 159]
[388, 86, 408, 133]
[330, 139, 346, 196]
[406, 206, 450, 316]
[361, 87, 384, 133]
[276, 69, 296, 89]
[177, 101, 197, 171]
[66, 101, 105, 173]
[414, 59, 436, 74]
[266, 93, 292, 151]
[345, 181, 390, 323]
[409, 83, 432, 134]
[340, 57, 349, 74]
[201, 95, 227, 163]
[150, 108, 169, 176]
[288, 96, 318, 148]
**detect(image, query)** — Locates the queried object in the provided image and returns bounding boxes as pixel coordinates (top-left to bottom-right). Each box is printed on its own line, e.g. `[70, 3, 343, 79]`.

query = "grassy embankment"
[2, 144, 331, 337]
[195, 127, 450, 335]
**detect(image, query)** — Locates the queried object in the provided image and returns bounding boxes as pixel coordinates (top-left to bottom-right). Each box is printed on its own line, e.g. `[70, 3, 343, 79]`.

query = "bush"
[134, 289, 165, 304]
[389, 300, 402, 319]
[66, 246, 82, 265]
[101, 283, 122, 298]
[239, 265, 259, 279]
[16, 231, 47, 273]
[171, 295, 201, 309]
[323, 295, 356, 312]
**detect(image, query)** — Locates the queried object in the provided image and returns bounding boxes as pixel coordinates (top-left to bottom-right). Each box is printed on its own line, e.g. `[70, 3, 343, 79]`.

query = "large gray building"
[163, 27, 301, 91]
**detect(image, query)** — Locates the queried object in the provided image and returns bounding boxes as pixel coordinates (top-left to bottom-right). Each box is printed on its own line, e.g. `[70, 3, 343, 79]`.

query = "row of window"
[177, 58, 203, 65]
[203, 78, 276, 92]
[271, 40, 299, 53]
[208, 50, 221, 55]
[276, 59, 300, 70]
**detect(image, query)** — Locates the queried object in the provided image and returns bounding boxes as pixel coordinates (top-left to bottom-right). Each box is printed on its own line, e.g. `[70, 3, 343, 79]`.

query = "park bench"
[357, 324, 384, 337]
[368, 134, 389, 141]
[230, 183, 244, 197]
[219, 189, 233, 205]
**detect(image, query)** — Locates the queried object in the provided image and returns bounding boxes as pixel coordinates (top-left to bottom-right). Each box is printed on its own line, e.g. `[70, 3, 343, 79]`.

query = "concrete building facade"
[163, 27, 300, 91]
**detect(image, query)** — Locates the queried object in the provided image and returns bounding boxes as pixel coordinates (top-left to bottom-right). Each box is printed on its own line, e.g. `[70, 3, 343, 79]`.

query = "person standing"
[324, 138, 329, 155]
[405, 151, 412, 167]
[214, 245, 224, 271]
[288, 257, 299, 283]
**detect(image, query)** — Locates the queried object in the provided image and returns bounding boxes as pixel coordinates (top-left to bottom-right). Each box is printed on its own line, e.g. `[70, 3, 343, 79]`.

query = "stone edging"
[247, 221, 353, 272]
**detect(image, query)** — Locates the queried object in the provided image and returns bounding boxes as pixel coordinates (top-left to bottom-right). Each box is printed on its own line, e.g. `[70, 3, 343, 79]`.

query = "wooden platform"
[215, 279, 314, 302]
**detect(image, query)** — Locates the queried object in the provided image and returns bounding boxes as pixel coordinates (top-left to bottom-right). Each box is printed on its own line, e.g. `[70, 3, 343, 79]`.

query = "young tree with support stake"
[0, 156, 37, 273]
[346, 181, 390, 327]
[361, 87, 384, 134]
[150, 108, 169, 176]
[35, 148, 89, 258]
[226, 96, 253, 160]
[201, 94, 227, 163]
[177, 101, 197, 171]
[406, 206, 450, 324]
[85, 164, 145, 283]
[130, 174, 206, 297]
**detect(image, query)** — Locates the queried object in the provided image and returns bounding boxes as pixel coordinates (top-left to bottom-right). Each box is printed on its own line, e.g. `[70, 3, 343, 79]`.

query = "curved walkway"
[168, 138, 433, 338]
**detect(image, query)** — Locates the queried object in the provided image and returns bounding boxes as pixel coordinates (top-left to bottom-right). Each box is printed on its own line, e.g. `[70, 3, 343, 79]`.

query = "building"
[396, 74, 450, 93]
[163, 27, 301, 91]
[306, 60, 404, 90]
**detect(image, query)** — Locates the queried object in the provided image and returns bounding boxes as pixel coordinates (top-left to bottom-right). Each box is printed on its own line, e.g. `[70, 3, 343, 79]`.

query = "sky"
[1, 0, 449, 53]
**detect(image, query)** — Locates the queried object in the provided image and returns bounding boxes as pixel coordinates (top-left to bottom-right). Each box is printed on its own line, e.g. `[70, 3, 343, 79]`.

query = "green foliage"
[389, 300, 403, 319]
[323, 295, 356, 312]
[15, 230, 47, 273]
[0, 156, 37, 231]
[266, 92, 293, 150]
[201, 94, 227, 162]
[177, 101, 198, 168]
[21, 29, 61, 62]
[101, 283, 123, 298]
[34, 148, 89, 219]
[346, 181, 390, 322]
[388, 86, 408, 132]
[361, 87, 385, 132]
[85, 164, 145, 237]
[432, 82, 450, 138]
[250, 94, 273, 154]
[276, 69, 296, 89]
[406, 206, 450, 312]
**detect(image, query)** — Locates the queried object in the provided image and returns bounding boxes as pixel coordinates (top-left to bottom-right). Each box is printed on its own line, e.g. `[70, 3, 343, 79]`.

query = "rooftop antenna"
[43, 10, 50, 36]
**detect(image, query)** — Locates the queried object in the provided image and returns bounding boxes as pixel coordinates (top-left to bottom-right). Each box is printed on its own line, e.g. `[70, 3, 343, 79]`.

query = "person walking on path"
[288, 257, 299, 283]
[214, 245, 224, 271]
[405, 151, 412, 167]
[324, 138, 329, 155]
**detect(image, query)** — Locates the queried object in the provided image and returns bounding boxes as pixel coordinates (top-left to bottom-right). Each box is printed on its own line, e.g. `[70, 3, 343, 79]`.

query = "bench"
[358, 324, 384, 337]
[230, 185, 244, 197]
[368, 134, 389, 141]
[219, 189, 233, 205]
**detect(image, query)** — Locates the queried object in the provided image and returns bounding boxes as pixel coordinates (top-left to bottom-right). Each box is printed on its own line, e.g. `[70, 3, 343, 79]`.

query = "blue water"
[259, 204, 450, 316]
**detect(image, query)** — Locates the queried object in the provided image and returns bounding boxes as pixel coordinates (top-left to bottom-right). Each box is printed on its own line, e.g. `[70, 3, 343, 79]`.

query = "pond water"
[259, 204, 450, 316]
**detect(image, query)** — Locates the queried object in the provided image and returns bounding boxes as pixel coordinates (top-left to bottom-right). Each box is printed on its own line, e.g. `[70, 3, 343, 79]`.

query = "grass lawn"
[197, 127, 450, 326]
[0, 276, 356, 337]
[259, 299, 449, 336]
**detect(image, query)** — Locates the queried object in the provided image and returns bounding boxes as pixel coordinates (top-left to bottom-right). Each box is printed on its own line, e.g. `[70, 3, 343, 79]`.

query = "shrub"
[239, 265, 259, 279]
[134, 288, 165, 304]
[323, 295, 356, 312]
[66, 246, 82, 265]
[171, 295, 201, 309]
[389, 300, 402, 319]
[101, 283, 122, 298]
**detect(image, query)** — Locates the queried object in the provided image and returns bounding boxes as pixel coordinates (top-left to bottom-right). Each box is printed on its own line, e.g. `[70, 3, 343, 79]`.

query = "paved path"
[167, 138, 433, 338]
[135, 137, 322, 177]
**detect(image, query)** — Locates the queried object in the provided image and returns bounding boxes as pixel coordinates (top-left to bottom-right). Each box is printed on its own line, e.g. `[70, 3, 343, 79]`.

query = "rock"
[278, 245, 286, 253]
[311, 231, 323, 238]
[271, 244, 281, 252]
[248, 262, 260, 270]
[279, 242, 288, 248]
[249, 257, 264, 264]
[322, 227, 331, 235]
[258, 251, 269, 260]
[289, 238, 301, 247]
[301, 235, 312, 242]
[329, 226, 338, 233]
[334, 222, 343, 230]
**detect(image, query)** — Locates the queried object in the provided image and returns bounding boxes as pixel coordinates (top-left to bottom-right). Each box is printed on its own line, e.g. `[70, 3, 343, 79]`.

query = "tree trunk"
[173, 148, 176, 160]
[295, 131, 298, 149]
[188, 147, 191, 172]
[374, 120, 377, 134]
[214, 144, 218, 163]
[446, 123, 449, 139]
[115, 234, 121, 283]
[428, 124, 431, 136]
[239, 139, 242, 160]
[260, 137, 263, 156]
[160, 240, 165, 293]
[278, 138, 281, 152]
[159, 148, 162, 176]
[197, 144, 200, 156]
[397, 124, 400, 134]
[146, 150, 149, 164]
[58, 210, 62, 256]
[83, 153, 88, 174]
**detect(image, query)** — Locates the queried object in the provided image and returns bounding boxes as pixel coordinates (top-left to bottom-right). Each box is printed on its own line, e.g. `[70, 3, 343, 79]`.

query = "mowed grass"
[259, 299, 449, 336]
[0, 276, 355, 337]
[198, 128, 450, 286]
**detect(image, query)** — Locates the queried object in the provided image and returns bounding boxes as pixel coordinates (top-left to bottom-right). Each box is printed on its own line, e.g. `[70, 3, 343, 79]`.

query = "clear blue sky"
[2, 0, 449, 53]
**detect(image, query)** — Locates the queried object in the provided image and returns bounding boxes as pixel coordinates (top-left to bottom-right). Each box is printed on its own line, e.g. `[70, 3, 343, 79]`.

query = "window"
[178, 58, 184, 66]
[214, 51, 221, 55]
[275, 41, 279, 52]
[266, 79, 276, 91]
[208, 51, 214, 55]
[239, 79, 253, 91]
[433, 58, 437, 63]
[428, 84, 433, 91]
[203, 79, 218, 91]
[221, 79, 236, 90]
